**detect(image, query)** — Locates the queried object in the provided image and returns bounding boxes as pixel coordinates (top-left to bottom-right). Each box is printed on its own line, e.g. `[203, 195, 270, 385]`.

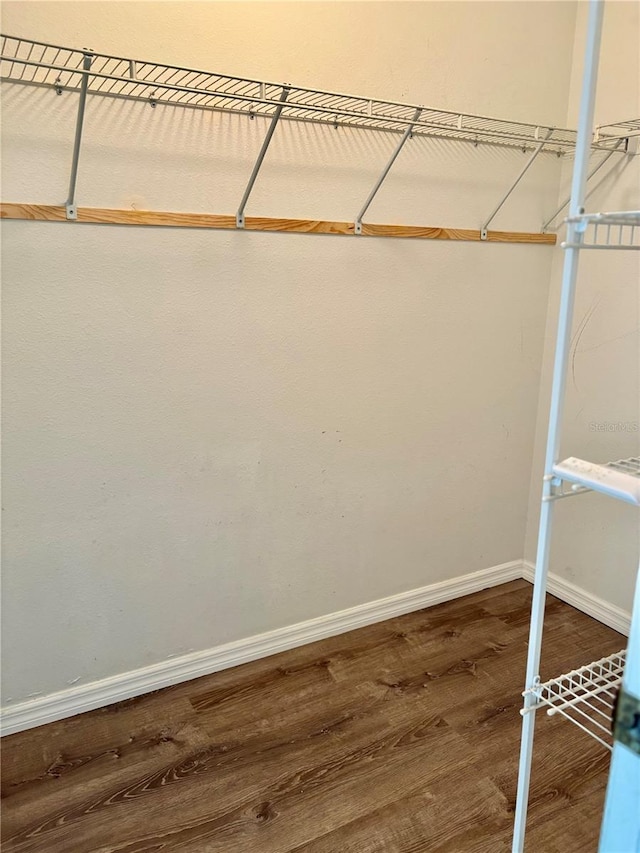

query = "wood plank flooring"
[1, 580, 625, 852]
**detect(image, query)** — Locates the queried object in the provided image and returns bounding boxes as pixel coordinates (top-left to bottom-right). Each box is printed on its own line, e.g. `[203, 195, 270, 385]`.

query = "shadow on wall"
[1, 79, 566, 229]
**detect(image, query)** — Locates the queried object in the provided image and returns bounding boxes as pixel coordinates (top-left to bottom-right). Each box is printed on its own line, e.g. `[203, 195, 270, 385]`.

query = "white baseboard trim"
[522, 560, 631, 637]
[6, 559, 628, 737]
[1, 559, 523, 737]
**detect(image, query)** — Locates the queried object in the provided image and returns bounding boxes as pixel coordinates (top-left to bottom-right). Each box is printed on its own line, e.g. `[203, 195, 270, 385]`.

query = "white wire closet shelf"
[552, 457, 640, 506]
[595, 118, 640, 142]
[522, 650, 626, 751]
[561, 210, 640, 249]
[0, 33, 629, 154]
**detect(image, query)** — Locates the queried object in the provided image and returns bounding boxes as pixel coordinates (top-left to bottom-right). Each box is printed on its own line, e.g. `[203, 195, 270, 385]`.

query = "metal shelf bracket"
[236, 86, 290, 229]
[354, 108, 422, 235]
[480, 127, 554, 239]
[64, 49, 93, 221]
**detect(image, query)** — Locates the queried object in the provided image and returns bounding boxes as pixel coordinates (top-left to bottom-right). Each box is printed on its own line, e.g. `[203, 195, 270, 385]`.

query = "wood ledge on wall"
[0, 203, 556, 245]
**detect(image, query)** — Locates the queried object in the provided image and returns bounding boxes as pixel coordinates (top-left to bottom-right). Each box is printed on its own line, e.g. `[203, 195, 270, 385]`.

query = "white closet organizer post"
[512, 5, 605, 842]
[512, 0, 640, 850]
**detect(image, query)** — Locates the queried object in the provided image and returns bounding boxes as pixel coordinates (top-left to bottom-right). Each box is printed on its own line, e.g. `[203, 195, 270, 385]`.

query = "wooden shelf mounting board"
[0, 204, 557, 245]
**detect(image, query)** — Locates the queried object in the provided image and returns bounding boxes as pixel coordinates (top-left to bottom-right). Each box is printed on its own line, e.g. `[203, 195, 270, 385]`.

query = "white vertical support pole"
[511, 2, 605, 851]
[65, 50, 93, 220]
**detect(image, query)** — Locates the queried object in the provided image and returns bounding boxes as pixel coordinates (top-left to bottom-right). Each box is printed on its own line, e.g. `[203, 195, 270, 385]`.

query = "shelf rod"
[542, 139, 623, 232]
[354, 108, 422, 235]
[236, 86, 289, 229]
[65, 50, 93, 220]
[481, 128, 553, 239]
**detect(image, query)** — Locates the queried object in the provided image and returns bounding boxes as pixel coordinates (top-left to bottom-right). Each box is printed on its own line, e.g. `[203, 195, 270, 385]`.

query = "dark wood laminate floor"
[1, 580, 625, 852]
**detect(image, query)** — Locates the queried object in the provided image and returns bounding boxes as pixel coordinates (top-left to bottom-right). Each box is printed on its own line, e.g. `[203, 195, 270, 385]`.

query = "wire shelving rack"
[561, 210, 640, 249]
[522, 651, 627, 751]
[1, 33, 638, 239]
[551, 456, 640, 505]
[0, 33, 630, 154]
[595, 118, 640, 144]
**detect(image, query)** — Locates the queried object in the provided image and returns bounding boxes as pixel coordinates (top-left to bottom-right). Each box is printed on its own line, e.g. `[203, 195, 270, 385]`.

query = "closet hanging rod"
[0, 33, 628, 154]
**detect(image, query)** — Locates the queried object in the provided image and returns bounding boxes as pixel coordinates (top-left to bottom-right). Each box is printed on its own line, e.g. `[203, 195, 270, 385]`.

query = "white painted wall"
[1, 2, 578, 707]
[524, 0, 640, 610]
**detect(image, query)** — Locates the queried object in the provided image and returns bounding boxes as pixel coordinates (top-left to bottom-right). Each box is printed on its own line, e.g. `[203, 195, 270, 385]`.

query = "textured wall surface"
[1, 1, 578, 705]
[524, 0, 640, 610]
